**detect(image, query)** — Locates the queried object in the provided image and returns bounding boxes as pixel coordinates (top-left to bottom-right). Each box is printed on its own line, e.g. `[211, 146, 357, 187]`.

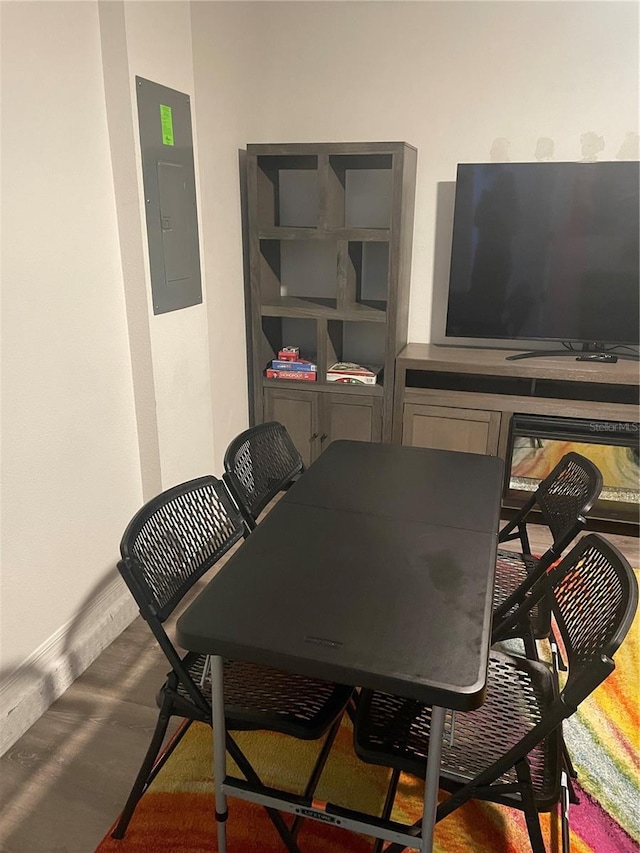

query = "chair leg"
[565, 775, 579, 807]
[563, 747, 577, 780]
[523, 629, 540, 662]
[372, 768, 401, 853]
[225, 733, 302, 853]
[560, 771, 571, 853]
[303, 717, 343, 799]
[515, 759, 547, 853]
[562, 745, 579, 806]
[346, 690, 360, 724]
[290, 714, 344, 839]
[562, 739, 578, 782]
[111, 700, 174, 839]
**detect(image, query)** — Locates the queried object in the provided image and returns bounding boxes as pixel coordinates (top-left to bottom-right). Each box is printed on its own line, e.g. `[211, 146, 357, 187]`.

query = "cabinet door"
[263, 387, 320, 467]
[403, 403, 500, 456]
[322, 394, 383, 452]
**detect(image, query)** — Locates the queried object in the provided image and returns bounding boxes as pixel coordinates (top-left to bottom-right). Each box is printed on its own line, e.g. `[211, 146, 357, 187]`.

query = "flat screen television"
[445, 161, 640, 358]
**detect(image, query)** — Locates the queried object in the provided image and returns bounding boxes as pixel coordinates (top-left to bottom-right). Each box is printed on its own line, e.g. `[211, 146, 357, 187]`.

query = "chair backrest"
[534, 453, 603, 549]
[118, 475, 245, 625]
[500, 452, 603, 555]
[223, 421, 304, 526]
[489, 534, 637, 784]
[549, 533, 638, 708]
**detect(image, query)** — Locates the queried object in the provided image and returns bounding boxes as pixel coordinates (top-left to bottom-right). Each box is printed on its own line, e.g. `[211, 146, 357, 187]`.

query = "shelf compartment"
[535, 379, 639, 405]
[257, 155, 319, 228]
[343, 241, 389, 312]
[259, 239, 338, 308]
[328, 154, 393, 229]
[260, 316, 317, 371]
[326, 320, 387, 386]
[405, 369, 639, 405]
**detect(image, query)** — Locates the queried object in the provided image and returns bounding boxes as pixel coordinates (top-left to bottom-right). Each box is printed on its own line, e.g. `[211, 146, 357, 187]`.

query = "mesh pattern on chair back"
[552, 534, 638, 698]
[535, 453, 603, 546]
[445, 654, 556, 796]
[223, 422, 304, 520]
[120, 476, 244, 622]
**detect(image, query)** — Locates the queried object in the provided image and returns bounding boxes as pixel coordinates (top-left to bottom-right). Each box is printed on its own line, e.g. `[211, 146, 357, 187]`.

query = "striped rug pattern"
[98, 581, 639, 853]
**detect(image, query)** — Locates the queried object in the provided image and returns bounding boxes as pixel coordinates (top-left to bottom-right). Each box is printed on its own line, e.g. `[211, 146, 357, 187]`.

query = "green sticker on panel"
[160, 104, 174, 146]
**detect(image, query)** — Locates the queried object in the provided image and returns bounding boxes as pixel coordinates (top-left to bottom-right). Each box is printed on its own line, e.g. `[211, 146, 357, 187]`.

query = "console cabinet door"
[321, 394, 383, 452]
[263, 387, 320, 467]
[403, 403, 501, 456]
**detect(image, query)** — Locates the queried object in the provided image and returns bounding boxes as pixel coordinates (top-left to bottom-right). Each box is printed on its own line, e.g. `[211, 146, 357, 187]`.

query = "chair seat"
[354, 650, 561, 811]
[494, 549, 552, 640]
[174, 652, 353, 740]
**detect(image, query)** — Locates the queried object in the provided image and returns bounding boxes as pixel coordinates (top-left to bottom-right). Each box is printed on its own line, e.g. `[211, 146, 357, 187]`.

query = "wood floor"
[0, 524, 637, 853]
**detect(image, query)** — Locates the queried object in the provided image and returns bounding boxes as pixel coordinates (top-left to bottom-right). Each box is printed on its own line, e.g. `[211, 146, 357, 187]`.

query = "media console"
[393, 344, 639, 527]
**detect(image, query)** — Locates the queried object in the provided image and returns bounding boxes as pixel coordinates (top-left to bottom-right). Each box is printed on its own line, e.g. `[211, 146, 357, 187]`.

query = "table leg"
[210, 655, 228, 853]
[422, 705, 445, 853]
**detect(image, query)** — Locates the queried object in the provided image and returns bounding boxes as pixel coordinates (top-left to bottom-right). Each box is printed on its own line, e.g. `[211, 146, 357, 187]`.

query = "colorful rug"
[98, 582, 639, 853]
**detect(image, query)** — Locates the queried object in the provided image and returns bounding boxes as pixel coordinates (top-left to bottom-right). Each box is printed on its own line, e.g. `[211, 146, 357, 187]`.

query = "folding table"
[176, 440, 504, 852]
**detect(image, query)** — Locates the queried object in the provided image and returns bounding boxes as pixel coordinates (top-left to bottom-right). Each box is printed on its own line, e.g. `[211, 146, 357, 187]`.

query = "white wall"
[121, 1, 216, 486]
[0, 0, 143, 746]
[192, 0, 639, 345]
[191, 4, 258, 461]
[0, 0, 219, 753]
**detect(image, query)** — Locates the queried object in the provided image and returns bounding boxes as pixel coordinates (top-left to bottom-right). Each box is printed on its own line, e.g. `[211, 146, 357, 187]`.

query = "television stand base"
[393, 343, 639, 530]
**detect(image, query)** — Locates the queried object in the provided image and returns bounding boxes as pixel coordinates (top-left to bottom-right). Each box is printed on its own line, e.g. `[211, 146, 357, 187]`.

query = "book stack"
[326, 362, 379, 385]
[266, 347, 317, 381]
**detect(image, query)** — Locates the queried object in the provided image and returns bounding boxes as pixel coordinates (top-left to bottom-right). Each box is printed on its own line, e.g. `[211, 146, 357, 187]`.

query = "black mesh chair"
[353, 534, 637, 853]
[111, 475, 353, 845]
[223, 421, 304, 534]
[492, 452, 603, 656]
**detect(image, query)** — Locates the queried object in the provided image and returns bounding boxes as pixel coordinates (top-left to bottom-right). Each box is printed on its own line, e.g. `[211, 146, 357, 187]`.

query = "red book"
[266, 369, 316, 381]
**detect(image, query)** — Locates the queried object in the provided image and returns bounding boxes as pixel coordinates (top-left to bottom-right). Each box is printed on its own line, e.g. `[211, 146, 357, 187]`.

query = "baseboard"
[0, 576, 138, 756]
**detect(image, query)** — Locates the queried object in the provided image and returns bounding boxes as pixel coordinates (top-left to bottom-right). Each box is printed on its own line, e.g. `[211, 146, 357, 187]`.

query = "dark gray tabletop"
[282, 440, 503, 533]
[177, 443, 503, 711]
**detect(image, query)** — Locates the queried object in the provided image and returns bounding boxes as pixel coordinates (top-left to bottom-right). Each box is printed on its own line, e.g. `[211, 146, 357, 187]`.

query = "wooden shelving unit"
[244, 142, 417, 466]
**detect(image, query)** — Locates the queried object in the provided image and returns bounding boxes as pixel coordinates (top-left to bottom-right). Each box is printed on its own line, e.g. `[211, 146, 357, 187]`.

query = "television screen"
[445, 161, 640, 346]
